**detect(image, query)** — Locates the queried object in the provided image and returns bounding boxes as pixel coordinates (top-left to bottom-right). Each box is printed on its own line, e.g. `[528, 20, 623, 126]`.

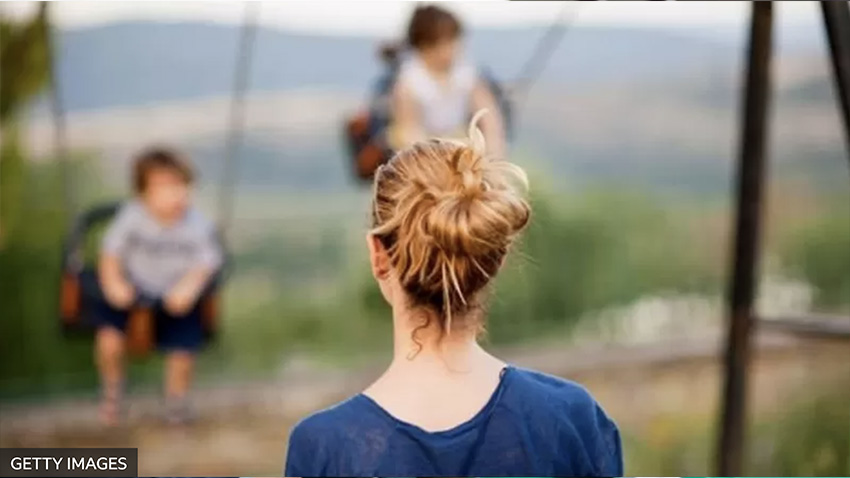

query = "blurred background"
[1, 1, 848, 476]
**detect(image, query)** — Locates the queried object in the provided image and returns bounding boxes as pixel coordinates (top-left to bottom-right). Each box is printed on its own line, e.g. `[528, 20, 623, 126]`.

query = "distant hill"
[23, 21, 844, 198]
[49, 22, 736, 112]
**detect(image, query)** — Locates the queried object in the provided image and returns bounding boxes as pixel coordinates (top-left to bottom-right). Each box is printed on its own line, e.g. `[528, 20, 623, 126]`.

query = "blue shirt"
[284, 366, 623, 477]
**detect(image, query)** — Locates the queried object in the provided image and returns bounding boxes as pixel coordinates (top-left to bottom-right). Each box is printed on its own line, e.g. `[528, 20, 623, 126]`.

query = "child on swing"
[96, 147, 222, 426]
[387, 4, 507, 159]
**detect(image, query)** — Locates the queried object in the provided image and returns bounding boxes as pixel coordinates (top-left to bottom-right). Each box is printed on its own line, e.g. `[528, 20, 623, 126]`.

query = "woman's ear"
[366, 233, 391, 281]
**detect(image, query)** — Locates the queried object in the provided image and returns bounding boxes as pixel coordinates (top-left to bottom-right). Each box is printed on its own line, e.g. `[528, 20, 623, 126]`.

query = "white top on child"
[101, 200, 223, 297]
[397, 53, 478, 137]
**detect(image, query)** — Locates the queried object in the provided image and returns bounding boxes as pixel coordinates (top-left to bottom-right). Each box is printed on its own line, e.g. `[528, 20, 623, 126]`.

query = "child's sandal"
[99, 386, 124, 427]
[165, 397, 194, 426]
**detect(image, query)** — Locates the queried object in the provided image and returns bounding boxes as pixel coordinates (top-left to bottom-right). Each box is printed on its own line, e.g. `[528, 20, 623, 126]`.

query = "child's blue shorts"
[93, 288, 205, 353]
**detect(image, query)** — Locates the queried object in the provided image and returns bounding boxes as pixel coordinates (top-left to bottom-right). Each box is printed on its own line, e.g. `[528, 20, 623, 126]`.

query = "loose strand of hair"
[441, 260, 453, 336]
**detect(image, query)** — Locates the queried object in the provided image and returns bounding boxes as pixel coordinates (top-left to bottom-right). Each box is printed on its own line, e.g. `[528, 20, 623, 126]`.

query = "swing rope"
[218, 1, 261, 245]
[510, 2, 581, 113]
[45, 3, 75, 225]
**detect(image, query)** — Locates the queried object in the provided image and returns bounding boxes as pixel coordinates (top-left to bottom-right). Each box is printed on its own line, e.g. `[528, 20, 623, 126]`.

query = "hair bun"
[370, 112, 531, 334]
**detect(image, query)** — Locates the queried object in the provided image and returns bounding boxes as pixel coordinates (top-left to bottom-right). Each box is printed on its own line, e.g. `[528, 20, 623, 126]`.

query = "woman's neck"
[389, 307, 496, 374]
[361, 305, 506, 428]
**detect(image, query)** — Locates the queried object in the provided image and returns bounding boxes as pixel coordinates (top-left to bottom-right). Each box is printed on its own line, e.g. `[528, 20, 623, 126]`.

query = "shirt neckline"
[356, 364, 514, 439]
[134, 199, 190, 231]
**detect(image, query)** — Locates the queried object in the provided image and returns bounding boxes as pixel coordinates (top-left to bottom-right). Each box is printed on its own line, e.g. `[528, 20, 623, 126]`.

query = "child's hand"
[164, 286, 195, 317]
[105, 280, 136, 310]
[164, 266, 213, 317]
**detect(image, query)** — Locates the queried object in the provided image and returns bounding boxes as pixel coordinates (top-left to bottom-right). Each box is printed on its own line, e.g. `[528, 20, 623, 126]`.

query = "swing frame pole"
[819, 2, 850, 473]
[820, 0, 850, 165]
[716, 3, 773, 476]
[717, 1, 850, 475]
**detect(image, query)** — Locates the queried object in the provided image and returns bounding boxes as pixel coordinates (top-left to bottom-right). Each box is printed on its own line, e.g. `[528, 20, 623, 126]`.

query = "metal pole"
[218, 1, 260, 241]
[820, 1, 850, 473]
[512, 3, 578, 109]
[717, 2, 773, 476]
[44, 3, 73, 219]
[817, 5, 850, 472]
[820, 0, 850, 162]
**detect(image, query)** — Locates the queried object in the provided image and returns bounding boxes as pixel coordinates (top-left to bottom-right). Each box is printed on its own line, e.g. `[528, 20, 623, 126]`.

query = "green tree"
[0, 5, 103, 399]
[1, 3, 51, 245]
[0, 3, 50, 122]
[782, 205, 850, 310]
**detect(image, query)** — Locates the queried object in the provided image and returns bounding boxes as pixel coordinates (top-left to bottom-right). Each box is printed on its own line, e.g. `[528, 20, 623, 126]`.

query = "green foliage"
[0, 6, 98, 400]
[622, 379, 850, 476]
[202, 182, 726, 373]
[754, 380, 850, 476]
[0, 124, 26, 244]
[485, 185, 722, 344]
[0, 169, 730, 397]
[622, 414, 714, 476]
[0, 150, 839, 401]
[0, 3, 51, 124]
[0, 149, 96, 399]
[781, 205, 850, 310]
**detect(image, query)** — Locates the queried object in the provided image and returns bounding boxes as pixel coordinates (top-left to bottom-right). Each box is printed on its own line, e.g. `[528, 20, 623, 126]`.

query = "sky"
[1, 1, 820, 36]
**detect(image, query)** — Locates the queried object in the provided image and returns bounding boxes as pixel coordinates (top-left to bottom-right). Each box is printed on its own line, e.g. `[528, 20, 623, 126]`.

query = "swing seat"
[345, 110, 393, 182]
[59, 201, 225, 356]
[61, 266, 160, 357]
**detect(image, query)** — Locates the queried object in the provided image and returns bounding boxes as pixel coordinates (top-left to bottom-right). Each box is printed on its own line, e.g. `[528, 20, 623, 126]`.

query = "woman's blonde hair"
[371, 110, 531, 337]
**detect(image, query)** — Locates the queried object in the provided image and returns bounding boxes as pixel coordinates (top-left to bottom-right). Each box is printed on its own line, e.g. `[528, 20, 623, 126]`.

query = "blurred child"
[96, 147, 222, 426]
[387, 5, 507, 158]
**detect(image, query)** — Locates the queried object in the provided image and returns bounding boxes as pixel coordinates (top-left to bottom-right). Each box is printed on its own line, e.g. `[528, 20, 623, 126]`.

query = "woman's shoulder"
[289, 395, 371, 442]
[506, 367, 622, 475]
[285, 396, 372, 477]
[507, 366, 600, 408]
[504, 367, 618, 435]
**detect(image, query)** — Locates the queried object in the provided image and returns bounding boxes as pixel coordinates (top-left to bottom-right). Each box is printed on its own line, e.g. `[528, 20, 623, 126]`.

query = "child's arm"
[164, 225, 223, 317]
[99, 205, 137, 309]
[471, 80, 507, 159]
[99, 254, 136, 309]
[389, 80, 425, 151]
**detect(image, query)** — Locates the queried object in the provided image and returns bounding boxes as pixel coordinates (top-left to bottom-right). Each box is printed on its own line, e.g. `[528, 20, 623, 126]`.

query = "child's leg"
[163, 350, 195, 424]
[95, 326, 125, 425]
[91, 280, 131, 426]
[157, 303, 203, 424]
[164, 350, 194, 401]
